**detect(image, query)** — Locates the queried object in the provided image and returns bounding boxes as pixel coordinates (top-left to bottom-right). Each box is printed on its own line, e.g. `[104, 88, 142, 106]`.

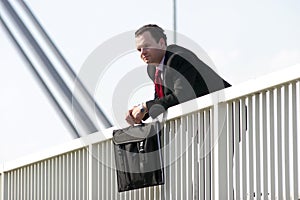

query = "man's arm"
[145, 54, 199, 118]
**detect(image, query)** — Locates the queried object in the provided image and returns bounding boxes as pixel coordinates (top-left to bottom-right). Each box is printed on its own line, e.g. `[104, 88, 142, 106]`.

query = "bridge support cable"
[0, 14, 80, 138]
[0, 0, 110, 136]
[17, 0, 113, 129]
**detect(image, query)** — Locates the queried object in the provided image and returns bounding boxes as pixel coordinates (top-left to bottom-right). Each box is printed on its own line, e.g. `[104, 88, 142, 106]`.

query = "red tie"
[154, 68, 164, 98]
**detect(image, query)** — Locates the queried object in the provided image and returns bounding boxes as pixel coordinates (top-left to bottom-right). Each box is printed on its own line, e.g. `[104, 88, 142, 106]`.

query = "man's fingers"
[125, 111, 135, 125]
[125, 106, 144, 125]
[126, 117, 135, 125]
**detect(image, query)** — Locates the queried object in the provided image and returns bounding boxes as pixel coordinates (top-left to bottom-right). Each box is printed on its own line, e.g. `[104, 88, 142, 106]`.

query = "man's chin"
[145, 61, 158, 65]
[143, 59, 159, 66]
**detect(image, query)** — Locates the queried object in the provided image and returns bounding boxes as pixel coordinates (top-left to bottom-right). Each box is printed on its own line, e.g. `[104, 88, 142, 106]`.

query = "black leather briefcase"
[112, 122, 164, 192]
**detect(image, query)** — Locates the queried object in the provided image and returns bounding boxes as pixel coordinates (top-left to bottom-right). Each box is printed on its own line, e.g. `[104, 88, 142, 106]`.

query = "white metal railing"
[0, 64, 299, 200]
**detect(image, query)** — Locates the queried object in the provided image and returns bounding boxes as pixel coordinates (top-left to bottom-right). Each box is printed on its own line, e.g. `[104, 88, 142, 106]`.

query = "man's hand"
[131, 106, 146, 123]
[125, 108, 137, 125]
[125, 104, 147, 125]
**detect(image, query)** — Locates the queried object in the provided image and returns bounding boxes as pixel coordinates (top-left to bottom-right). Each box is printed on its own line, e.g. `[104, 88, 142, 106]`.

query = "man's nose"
[141, 48, 148, 54]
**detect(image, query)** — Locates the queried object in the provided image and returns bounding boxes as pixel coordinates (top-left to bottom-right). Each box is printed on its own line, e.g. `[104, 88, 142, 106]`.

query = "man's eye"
[137, 48, 141, 52]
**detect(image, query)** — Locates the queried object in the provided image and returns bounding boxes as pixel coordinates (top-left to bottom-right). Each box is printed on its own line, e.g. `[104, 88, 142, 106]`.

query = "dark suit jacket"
[145, 44, 231, 119]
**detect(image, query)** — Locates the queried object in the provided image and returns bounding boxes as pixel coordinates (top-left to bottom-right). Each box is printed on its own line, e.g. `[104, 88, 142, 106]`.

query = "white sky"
[1, 0, 300, 164]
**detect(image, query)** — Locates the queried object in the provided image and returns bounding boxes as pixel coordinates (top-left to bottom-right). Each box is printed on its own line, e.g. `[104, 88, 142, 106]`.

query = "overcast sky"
[1, 0, 300, 164]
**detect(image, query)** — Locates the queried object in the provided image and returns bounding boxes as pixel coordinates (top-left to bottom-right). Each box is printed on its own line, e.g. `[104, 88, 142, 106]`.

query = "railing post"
[0, 172, 1, 200]
[0, 172, 2, 200]
[212, 101, 228, 199]
[0, 171, 8, 200]
[88, 144, 98, 200]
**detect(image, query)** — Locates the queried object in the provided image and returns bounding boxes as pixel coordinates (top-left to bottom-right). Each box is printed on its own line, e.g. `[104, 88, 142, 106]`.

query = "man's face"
[135, 31, 166, 65]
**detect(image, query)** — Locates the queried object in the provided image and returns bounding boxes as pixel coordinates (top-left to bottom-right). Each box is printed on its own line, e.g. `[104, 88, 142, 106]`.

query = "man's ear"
[159, 38, 166, 48]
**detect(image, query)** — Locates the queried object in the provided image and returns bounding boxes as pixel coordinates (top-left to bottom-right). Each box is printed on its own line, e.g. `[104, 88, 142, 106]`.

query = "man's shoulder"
[166, 44, 197, 58]
[166, 44, 199, 65]
[167, 44, 187, 53]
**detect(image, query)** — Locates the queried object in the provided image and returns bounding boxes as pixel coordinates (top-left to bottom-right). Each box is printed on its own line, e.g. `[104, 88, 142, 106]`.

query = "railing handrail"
[0, 126, 115, 172]
[0, 63, 299, 173]
[223, 63, 300, 102]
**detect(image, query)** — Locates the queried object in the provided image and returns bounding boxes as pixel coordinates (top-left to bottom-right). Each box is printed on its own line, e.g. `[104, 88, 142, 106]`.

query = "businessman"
[126, 24, 231, 125]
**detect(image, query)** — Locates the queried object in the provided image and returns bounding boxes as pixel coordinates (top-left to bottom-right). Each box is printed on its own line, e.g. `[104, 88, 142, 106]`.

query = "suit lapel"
[146, 46, 176, 96]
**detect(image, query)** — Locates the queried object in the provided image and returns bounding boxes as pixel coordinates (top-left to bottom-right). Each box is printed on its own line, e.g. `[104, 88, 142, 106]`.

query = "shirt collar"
[156, 57, 165, 71]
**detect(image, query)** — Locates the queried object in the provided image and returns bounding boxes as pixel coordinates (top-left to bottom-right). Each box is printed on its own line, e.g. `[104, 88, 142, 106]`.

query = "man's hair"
[135, 24, 167, 45]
